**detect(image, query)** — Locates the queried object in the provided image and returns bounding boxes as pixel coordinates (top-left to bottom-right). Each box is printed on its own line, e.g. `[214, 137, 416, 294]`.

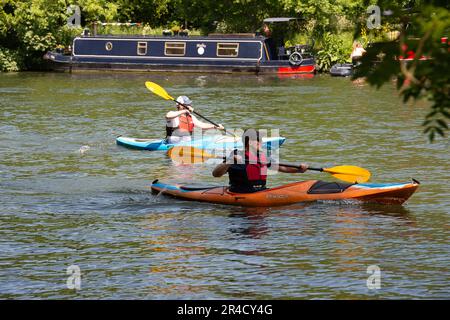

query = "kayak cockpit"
[306, 181, 353, 194]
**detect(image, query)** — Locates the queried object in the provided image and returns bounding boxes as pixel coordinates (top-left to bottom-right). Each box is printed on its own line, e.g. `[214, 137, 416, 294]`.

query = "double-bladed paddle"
[168, 146, 371, 183]
[145, 81, 236, 137]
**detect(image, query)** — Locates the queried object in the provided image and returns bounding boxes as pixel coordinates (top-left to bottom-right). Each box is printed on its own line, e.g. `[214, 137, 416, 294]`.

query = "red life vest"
[244, 150, 268, 181]
[227, 150, 268, 193]
[166, 113, 194, 137]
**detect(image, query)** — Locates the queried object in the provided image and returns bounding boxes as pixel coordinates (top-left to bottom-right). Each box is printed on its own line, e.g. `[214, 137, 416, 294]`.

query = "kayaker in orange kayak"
[165, 96, 224, 144]
[212, 129, 309, 193]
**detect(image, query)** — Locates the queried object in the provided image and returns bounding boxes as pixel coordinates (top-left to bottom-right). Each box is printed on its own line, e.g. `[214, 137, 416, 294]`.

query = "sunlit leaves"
[315, 32, 350, 71]
[352, 2, 449, 142]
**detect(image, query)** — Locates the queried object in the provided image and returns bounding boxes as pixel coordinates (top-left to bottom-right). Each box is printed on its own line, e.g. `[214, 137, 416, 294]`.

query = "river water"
[0, 72, 449, 299]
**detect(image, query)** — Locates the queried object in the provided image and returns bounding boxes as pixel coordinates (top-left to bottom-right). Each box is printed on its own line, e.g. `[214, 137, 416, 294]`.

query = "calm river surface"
[0, 72, 449, 299]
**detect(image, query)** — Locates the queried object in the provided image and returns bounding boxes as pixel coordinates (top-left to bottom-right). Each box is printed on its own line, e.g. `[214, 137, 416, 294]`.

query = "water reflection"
[228, 207, 271, 239]
[1, 72, 448, 299]
[326, 204, 416, 273]
[226, 203, 312, 239]
[276, 73, 315, 80]
[361, 203, 415, 220]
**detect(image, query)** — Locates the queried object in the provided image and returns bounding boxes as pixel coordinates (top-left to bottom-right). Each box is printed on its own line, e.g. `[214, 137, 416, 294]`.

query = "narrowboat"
[44, 18, 316, 75]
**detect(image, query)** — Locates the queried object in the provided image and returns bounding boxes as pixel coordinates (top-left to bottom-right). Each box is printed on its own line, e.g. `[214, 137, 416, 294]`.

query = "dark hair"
[242, 128, 261, 149]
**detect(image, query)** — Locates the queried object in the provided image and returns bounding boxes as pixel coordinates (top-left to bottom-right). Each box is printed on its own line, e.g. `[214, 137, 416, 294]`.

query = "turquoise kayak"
[116, 135, 286, 151]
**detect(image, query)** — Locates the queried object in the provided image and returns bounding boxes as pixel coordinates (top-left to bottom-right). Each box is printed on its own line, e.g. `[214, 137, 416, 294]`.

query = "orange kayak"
[150, 179, 419, 207]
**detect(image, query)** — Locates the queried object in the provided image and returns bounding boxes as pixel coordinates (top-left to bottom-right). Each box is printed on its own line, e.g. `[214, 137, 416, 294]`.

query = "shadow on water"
[218, 201, 415, 240]
[227, 207, 272, 239]
[227, 201, 414, 219]
[359, 203, 414, 219]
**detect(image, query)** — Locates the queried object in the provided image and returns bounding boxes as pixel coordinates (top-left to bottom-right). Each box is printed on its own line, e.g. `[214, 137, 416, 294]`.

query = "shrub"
[315, 32, 352, 72]
[0, 48, 21, 72]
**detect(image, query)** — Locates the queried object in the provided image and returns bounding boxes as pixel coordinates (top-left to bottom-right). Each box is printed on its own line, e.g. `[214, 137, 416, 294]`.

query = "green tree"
[353, 1, 449, 141]
[164, 0, 287, 34]
[115, 0, 171, 26]
[0, 0, 119, 71]
[280, 0, 366, 36]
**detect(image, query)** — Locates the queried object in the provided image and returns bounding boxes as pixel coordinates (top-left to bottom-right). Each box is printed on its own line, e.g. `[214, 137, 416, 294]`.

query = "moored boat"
[44, 18, 316, 75]
[330, 63, 353, 77]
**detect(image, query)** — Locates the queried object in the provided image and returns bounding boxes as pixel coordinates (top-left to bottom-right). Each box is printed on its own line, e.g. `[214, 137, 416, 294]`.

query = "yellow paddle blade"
[323, 165, 371, 183]
[145, 81, 174, 101]
[167, 146, 218, 164]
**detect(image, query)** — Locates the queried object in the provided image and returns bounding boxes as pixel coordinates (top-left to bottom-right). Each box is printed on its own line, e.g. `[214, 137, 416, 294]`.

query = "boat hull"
[116, 136, 286, 151]
[44, 54, 316, 75]
[150, 180, 419, 207]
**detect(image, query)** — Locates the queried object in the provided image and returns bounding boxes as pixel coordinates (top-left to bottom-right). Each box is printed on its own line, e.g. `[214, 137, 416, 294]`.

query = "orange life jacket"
[166, 113, 194, 137]
[178, 113, 194, 133]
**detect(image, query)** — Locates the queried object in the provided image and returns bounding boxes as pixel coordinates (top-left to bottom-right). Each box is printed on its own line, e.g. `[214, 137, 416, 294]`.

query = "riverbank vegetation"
[0, 0, 448, 140]
[352, 1, 449, 141]
[0, 0, 373, 72]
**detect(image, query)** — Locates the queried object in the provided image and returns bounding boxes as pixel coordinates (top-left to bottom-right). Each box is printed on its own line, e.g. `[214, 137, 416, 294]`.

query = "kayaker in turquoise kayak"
[165, 96, 224, 144]
[212, 129, 308, 193]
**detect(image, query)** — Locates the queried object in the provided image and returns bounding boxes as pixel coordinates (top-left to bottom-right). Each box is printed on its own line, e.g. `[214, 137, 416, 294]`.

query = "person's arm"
[212, 163, 230, 177]
[212, 152, 241, 177]
[192, 115, 224, 130]
[277, 163, 308, 173]
[166, 109, 189, 120]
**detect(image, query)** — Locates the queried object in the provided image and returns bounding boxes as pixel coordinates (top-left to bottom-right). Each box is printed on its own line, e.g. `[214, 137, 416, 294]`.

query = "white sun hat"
[176, 95, 192, 105]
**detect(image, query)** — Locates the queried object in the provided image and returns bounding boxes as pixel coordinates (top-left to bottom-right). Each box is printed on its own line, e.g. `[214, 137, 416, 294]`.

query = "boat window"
[165, 42, 186, 56]
[105, 42, 113, 51]
[217, 43, 239, 57]
[137, 42, 147, 55]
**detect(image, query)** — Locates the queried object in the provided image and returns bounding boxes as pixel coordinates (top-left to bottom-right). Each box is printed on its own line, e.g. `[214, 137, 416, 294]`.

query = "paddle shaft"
[276, 163, 322, 172]
[177, 148, 323, 172]
[183, 151, 317, 171]
[175, 100, 236, 137]
[306, 167, 323, 172]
